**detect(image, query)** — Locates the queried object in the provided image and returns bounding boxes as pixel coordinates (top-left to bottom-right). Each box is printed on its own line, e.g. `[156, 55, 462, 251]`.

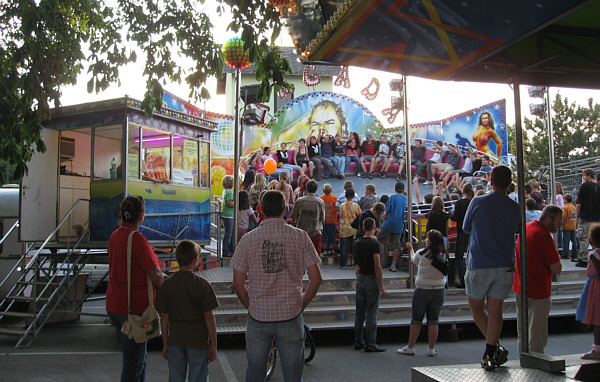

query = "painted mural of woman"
[275, 99, 349, 143]
[472, 111, 502, 159]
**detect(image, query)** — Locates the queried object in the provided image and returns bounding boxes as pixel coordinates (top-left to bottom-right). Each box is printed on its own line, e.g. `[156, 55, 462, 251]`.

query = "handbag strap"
[126, 230, 154, 314]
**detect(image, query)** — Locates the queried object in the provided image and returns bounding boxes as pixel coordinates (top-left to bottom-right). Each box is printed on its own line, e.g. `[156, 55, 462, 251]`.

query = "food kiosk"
[20, 97, 215, 245]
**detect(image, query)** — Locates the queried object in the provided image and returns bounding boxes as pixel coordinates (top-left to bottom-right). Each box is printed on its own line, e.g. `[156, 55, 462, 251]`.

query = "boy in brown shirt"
[156, 240, 219, 381]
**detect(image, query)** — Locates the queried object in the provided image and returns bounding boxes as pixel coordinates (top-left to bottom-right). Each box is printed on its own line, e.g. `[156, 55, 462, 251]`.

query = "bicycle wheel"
[304, 330, 316, 363]
[266, 347, 277, 381]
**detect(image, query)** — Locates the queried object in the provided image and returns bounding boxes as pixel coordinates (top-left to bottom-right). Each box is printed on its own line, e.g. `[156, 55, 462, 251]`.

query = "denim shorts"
[411, 287, 446, 325]
[465, 267, 514, 300]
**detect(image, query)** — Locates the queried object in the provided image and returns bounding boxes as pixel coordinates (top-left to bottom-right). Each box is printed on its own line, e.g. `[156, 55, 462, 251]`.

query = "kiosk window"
[173, 137, 199, 187]
[141, 128, 171, 182]
[128, 126, 140, 179]
[200, 141, 210, 188]
[93, 125, 122, 180]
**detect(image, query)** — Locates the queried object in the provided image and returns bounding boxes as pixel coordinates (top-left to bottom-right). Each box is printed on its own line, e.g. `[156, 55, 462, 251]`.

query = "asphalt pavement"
[0, 307, 594, 381]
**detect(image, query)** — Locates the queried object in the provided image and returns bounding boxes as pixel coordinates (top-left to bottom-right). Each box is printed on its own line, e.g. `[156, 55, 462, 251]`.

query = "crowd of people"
[103, 163, 600, 381]
[241, 132, 496, 197]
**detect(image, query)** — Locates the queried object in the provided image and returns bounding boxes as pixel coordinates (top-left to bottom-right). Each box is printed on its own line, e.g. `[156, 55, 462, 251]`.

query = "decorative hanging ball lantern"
[269, 0, 291, 6]
[222, 37, 251, 70]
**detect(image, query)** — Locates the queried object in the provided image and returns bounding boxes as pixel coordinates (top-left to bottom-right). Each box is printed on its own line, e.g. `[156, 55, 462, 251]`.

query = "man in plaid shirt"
[231, 190, 323, 382]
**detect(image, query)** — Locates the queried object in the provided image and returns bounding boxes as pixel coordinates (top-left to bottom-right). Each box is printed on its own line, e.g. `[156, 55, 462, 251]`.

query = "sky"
[59, 6, 600, 130]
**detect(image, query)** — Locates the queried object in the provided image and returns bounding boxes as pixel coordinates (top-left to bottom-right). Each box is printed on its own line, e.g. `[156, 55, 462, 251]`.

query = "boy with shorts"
[321, 183, 339, 256]
[373, 134, 391, 178]
[378, 182, 408, 272]
[157, 240, 219, 382]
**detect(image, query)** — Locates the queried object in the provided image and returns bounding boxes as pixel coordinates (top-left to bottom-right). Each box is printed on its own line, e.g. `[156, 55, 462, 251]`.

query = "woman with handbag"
[106, 195, 164, 382]
[397, 230, 447, 357]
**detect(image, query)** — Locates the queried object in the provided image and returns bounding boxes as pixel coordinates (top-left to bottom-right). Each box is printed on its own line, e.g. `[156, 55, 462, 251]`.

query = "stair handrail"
[23, 198, 89, 272]
[0, 220, 19, 247]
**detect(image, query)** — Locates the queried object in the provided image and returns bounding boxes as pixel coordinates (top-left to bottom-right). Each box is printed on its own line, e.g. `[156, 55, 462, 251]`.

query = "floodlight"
[389, 79, 404, 91]
[528, 86, 545, 99]
[391, 96, 404, 109]
[529, 103, 546, 117]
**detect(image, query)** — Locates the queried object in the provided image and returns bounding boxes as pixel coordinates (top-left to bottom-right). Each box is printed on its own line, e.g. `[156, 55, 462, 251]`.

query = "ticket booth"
[20, 97, 215, 245]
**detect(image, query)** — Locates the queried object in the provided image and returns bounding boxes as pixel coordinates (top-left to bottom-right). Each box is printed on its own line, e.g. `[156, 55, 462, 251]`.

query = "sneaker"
[340, 266, 349, 270]
[368, 173, 373, 179]
[315, 177, 322, 181]
[493, 343, 508, 366]
[389, 265, 397, 272]
[380, 172, 386, 178]
[336, 173, 344, 179]
[397, 346, 415, 355]
[481, 355, 496, 371]
[581, 349, 600, 360]
[576, 260, 588, 268]
[396, 175, 402, 181]
[423, 180, 432, 185]
[357, 172, 362, 177]
[427, 348, 437, 357]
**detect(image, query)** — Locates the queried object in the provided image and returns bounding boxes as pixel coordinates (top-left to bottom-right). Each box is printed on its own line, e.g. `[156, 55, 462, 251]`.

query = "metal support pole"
[233, 69, 241, 249]
[513, 78, 529, 357]
[546, 87, 558, 248]
[402, 75, 415, 289]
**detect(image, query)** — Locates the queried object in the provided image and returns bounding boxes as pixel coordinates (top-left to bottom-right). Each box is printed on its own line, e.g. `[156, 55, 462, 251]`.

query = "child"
[276, 171, 294, 219]
[562, 194, 579, 260]
[525, 198, 541, 223]
[576, 223, 600, 359]
[156, 240, 219, 381]
[249, 172, 267, 210]
[339, 188, 361, 269]
[397, 230, 447, 356]
[320, 184, 338, 256]
[426, 196, 450, 252]
[237, 190, 258, 242]
[221, 175, 234, 257]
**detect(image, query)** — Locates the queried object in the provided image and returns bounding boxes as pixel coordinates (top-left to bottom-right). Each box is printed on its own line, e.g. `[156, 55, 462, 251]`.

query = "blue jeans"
[411, 287, 446, 325]
[330, 156, 345, 173]
[562, 230, 579, 259]
[345, 155, 360, 175]
[168, 344, 208, 382]
[245, 314, 305, 382]
[354, 274, 380, 346]
[340, 236, 353, 267]
[108, 312, 148, 382]
[222, 216, 234, 256]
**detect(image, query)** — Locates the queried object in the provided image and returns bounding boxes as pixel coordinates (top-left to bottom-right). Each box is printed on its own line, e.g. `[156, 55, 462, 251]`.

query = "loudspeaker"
[243, 108, 266, 125]
[241, 84, 261, 105]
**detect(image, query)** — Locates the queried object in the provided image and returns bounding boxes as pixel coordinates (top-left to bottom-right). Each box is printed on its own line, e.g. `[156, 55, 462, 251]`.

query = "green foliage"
[0, 0, 291, 178]
[524, 93, 599, 176]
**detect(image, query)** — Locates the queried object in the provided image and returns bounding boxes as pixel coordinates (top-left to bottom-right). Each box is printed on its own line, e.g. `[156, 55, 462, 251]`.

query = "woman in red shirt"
[106, 195, 164, 382]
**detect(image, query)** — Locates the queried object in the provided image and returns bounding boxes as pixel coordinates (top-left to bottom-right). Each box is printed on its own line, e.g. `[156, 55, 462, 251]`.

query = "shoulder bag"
[120, 231, 161, 343]
[430, 252, 449, 276]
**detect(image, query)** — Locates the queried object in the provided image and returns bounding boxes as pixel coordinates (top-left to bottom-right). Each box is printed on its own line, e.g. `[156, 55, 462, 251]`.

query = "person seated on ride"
[331, 133, 347, 177]
[276, 141, 301, 178]
[359, 133, 379, 178]
[372, 134, 392, 178]
[292, 138, 313, 178]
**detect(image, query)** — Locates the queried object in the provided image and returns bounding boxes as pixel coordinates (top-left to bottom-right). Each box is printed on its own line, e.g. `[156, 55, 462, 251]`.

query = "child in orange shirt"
[562, 193, 579, 260]
[321, 184, 338, 256]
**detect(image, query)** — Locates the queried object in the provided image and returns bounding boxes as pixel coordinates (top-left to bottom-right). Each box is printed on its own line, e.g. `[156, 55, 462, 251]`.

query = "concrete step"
[214, 293, 582, 327]
[215, 287, 470, 310]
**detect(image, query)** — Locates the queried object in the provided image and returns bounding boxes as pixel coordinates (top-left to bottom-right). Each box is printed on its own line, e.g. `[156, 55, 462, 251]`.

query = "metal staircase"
[0, 199, 102, 348]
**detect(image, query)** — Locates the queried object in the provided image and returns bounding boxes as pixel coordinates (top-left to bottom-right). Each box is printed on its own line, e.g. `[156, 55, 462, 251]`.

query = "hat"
[366, 133, 372, 139]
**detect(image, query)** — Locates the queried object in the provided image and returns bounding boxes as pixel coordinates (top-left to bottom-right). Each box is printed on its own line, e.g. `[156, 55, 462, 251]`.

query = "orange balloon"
[264, 158, 277, 175]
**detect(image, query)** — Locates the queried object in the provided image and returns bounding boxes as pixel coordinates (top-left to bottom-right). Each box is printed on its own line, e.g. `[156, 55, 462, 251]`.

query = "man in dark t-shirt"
[411, 139, 426, 177]
[576, 168, 600, 264]
[353, 217, 387, 352]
